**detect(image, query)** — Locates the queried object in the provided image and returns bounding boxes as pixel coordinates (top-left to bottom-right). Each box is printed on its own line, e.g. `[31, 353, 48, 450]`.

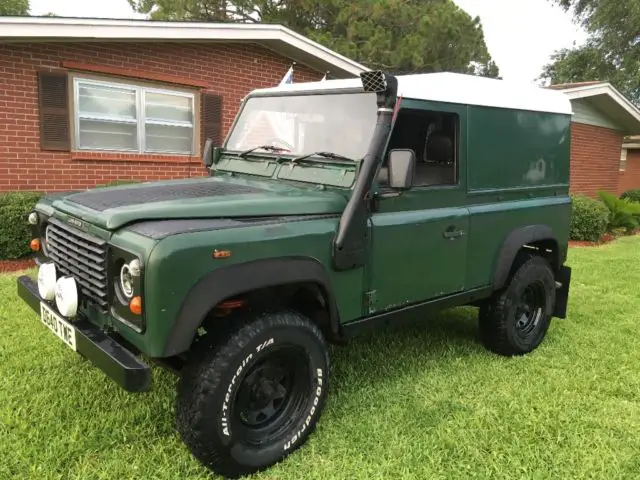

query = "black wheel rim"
[514, 282, 546, 339]
[233, 345, 310, 445]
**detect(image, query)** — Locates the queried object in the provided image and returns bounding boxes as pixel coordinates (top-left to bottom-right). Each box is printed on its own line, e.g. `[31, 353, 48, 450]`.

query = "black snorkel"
[332, 71, 399, 271]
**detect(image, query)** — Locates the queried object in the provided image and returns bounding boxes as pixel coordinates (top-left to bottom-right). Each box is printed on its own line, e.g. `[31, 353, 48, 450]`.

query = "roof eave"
[0, 16, 368, 78]
[563, 83, 640, 135]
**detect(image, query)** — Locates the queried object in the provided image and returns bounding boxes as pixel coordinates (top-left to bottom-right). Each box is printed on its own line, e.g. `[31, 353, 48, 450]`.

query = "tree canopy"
[539, 0, 639, 105]
[127, 0, 500, 77]
[0, 0, 29, 15]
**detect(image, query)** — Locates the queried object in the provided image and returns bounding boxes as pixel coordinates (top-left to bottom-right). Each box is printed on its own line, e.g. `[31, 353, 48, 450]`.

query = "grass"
[2, 238, 640, 479]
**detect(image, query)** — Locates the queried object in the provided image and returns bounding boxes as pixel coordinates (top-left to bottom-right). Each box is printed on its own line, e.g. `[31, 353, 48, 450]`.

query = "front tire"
[175, 310, 329, 478]
[479, 255, 556, 356]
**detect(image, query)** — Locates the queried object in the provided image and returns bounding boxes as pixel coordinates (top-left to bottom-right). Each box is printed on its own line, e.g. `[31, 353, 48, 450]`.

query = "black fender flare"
[162, 256, 341, 357]
[492, 225, 560, 290]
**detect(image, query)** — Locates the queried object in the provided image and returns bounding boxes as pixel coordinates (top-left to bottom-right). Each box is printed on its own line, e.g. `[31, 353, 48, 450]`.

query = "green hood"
[47, 177, 347, 230]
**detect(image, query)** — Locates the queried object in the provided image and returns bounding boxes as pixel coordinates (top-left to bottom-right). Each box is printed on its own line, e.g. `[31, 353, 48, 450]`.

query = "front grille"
[45, 218, 108, 311]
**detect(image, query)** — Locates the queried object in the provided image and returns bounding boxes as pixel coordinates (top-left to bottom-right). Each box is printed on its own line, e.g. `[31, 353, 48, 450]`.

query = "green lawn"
[1, 238, 640, 479]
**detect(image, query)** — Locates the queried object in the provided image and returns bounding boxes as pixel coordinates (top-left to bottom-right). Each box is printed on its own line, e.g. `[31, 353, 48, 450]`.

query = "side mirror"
[387, 149, 415, 190]
[202, 138, 214, 167]
[202, 139, 222, 168]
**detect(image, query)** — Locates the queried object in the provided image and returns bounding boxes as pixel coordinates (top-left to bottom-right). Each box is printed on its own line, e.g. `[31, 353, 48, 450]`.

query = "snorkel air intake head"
[360, 70, 399, 109]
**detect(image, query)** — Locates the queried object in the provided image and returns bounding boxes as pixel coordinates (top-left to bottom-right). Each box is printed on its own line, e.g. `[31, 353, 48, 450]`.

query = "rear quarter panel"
[464, 105, 572, 289]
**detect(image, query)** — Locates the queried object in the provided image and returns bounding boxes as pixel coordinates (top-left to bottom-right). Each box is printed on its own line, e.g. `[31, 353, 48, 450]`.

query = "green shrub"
[569, 194, 610, 242]
[0, 191, 43, 260]
[620, 189, 640, 203]
[597, 190, 640, 233]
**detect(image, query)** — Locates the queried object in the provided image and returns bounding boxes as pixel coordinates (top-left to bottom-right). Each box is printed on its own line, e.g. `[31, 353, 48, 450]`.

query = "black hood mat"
[66, 181, 264, 212]
[126, 214, 338, 239]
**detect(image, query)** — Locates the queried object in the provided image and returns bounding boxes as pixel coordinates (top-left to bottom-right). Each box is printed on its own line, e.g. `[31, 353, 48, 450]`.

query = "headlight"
[119, 263, 135, 299]
[112, 252, 145, 332]
[28, 211, 39, 225]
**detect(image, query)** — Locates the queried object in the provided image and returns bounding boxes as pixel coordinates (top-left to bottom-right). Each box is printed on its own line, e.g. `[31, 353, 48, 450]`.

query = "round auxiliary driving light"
[37, 262, 57, 301]
[55, 276, 78, 318]
[128, 259, 141, 277]
[120, 263, 135, 299]
[28, 212, 39, 225]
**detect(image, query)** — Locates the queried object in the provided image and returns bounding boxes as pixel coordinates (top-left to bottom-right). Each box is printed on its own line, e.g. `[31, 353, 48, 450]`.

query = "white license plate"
[40, 302, 77, 351]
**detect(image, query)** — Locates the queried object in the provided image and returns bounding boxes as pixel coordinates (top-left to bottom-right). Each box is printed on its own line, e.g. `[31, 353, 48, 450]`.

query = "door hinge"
[364, 290, 377, 314]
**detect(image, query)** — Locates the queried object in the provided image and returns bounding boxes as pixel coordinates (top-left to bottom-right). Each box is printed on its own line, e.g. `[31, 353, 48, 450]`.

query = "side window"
[380, 108, 459, 188]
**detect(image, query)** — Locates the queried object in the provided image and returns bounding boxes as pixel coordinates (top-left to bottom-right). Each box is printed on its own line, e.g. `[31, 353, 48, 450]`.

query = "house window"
[74, 78, 195, 154]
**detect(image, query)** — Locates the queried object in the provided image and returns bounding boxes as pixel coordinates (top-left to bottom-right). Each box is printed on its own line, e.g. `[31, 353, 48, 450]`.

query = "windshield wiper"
[287, 151, 354, 163]
[238, 145, 290, 158]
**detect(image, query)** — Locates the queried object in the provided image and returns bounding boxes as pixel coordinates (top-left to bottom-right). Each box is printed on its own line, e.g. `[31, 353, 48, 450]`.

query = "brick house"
[2, 18, 640, 198]
[550, 82, 640, 197]
[0, 17, 366, 192]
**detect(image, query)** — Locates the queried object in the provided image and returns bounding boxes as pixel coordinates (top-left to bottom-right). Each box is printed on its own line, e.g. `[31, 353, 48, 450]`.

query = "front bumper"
[17, 275, 151, 392]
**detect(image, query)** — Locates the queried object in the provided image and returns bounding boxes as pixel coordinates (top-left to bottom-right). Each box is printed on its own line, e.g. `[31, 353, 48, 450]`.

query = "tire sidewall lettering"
[283, 367, 324, 452]
[218, 337, 277, 440]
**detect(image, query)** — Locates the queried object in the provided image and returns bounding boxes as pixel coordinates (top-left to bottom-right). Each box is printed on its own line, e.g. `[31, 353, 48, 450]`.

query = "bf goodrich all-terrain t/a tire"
[479, 255, 556, 356]
[175, 309, 330, 478]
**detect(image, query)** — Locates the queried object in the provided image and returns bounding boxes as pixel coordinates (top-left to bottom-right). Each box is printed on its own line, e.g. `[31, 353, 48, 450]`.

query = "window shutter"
[38, 72, 71, 151]
[38, 71, 71, 151]
[202, 94, 223, 147]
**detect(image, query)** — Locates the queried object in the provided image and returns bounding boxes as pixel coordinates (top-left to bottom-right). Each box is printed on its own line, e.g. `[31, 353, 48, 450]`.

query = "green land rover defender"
[18, 71, 573, 477]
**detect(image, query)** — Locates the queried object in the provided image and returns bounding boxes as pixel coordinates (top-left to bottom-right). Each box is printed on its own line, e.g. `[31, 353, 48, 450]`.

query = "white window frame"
[620, 148, 628, 172]
[73, 77, 196, 155]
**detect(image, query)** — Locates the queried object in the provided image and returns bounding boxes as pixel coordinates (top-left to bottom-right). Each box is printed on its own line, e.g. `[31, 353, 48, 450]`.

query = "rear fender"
[492, 225, 560, 290]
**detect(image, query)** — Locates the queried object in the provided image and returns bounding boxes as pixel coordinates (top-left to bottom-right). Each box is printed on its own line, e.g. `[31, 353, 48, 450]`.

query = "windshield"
[225, 92, 378, 160]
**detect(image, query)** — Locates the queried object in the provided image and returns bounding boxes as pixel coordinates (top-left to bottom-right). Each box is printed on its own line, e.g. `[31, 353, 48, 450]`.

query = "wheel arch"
[162, 256, 341, 357]
[492, 225, 561, 290]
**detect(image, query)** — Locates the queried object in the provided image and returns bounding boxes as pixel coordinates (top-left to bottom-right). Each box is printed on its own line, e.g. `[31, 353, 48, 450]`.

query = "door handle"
[443, 228, 466, 240]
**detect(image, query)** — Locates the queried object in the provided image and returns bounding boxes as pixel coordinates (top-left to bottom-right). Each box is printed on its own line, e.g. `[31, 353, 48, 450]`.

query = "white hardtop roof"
[251, 72, 574, 115]
[0, 16, 367, 78]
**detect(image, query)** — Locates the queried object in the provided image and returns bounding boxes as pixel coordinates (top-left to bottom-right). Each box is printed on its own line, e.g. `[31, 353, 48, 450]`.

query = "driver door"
[365, 101, 469, 314]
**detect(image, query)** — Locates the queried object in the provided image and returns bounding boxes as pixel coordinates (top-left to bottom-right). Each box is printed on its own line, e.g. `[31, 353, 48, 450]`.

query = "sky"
[29, 0, 588, 84]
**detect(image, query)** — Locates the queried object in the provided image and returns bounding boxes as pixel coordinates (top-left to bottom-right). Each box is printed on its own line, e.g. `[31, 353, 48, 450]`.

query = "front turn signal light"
[30, 238, 41, 252]
[212, 249, 232, 259]
[129, 296, 143, 315]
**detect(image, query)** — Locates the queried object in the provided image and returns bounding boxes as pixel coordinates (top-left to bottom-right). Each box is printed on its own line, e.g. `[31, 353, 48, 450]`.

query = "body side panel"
[467, 106, 571, 191]
[466, 197, 571, 289]
[464, 104, 572, 289]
